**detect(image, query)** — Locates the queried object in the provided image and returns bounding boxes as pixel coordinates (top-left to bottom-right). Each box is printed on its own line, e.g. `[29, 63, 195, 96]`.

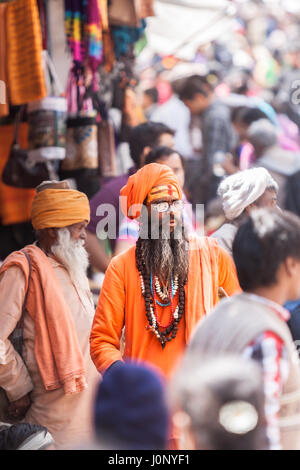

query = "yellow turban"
[31, 189, 90, 230]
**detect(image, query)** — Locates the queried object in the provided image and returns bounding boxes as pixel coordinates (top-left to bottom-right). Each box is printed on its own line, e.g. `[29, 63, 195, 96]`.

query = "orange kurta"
[90, 237, 241, 378]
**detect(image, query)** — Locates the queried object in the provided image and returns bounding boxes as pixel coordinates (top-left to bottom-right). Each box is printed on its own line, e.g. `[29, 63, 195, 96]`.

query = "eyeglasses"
[151, 200, 184, 213]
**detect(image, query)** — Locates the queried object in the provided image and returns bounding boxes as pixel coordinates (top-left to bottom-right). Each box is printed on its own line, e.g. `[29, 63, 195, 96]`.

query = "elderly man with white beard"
[0, 180, 99, 449]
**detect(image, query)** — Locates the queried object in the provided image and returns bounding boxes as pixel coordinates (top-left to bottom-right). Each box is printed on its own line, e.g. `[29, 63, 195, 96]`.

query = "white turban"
[218, 168, 278, 221]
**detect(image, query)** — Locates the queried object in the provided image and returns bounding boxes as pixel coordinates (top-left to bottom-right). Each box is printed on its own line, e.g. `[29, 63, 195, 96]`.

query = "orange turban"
[120, 163, 182, 219]
[31, 189, 90, 230]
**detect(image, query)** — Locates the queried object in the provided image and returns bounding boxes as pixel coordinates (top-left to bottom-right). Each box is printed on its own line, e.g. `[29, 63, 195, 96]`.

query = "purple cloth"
[87, 167, 136, 250]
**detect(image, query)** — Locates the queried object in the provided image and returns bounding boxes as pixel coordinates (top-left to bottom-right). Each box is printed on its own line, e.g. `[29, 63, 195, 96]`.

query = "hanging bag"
[2, 107, 58, 189]
[27, 50, 67, 164]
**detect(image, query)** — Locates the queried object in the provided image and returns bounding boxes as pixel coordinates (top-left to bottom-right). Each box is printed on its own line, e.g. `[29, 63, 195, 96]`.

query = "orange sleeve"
[217, 245, 241, 296]
[90, 258, 125, 373]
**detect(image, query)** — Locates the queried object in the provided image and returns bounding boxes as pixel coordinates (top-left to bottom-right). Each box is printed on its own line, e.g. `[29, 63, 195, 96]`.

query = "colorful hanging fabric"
[112, 20, 146, 59]
[86, 0, 103, 72]
[65, 0, 86, 65]
[65, 0, 103, 70]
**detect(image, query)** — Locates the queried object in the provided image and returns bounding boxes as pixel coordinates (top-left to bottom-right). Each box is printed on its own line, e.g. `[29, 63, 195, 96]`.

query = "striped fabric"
[6, 0, 46, 105]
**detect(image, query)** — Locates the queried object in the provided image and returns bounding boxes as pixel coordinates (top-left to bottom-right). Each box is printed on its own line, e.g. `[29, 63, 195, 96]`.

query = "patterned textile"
[112, 20, 146, 59]
[6, 0, 46, 105]
[65, 0, 103, 70]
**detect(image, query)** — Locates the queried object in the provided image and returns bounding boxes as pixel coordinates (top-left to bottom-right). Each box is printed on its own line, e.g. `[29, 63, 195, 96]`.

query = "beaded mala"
[136, 239, 186, 349]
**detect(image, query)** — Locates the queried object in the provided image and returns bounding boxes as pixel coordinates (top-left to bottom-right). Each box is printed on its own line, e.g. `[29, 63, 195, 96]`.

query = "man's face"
[156, 153, 185, 189]
[147, 195, 183, 237]
[157, 132, 175, 149]
[184, 93, 208, 115]
[67, 221, 88, 243]
[233, 121, 248, 142]
[254, 189, 278, 209]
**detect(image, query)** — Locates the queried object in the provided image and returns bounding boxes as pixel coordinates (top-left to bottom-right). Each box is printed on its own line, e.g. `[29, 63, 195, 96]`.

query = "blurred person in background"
[170, 355, 268, 450]
[85, 122, 175, 274]
[188, 208, 300, 450]
[151, 81, 193, 159]
[142, 87, 159, 120]
[212, 168, 278, 255]
[179, 75, 234, 205]
[248, 119, 300, 208]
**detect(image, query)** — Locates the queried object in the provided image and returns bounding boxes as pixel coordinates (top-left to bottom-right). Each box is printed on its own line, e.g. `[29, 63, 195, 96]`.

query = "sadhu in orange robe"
[90, 235, 240, 379]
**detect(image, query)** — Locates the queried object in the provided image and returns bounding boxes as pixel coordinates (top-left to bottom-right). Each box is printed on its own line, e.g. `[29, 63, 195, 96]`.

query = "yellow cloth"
[31, 189, 90, 230]
[147, 184, 180, 204]
[120, 163, 182, 219]
[7, 0, 46, 105]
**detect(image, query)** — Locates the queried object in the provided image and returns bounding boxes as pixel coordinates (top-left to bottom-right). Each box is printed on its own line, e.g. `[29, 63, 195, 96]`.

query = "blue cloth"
[94, 361, 169, 450]
[285, 299, 300, 313]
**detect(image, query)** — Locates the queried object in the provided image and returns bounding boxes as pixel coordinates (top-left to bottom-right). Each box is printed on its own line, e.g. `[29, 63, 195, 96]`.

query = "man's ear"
[245, 203, 256, 215]
[47, 228, 58, 241]
[283, 256, 298, 277]
[139, 146, 151, 168]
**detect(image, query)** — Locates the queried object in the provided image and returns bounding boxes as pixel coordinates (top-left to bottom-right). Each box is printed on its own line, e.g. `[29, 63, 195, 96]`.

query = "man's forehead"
[150, 196, 179, 204]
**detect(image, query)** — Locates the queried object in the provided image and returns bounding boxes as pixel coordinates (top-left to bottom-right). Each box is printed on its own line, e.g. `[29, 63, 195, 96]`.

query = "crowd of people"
[1, 0, 300, 453]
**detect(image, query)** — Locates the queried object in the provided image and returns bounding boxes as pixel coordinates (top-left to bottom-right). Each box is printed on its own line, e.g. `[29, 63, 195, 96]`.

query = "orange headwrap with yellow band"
[120, 163, 182, 219]
[31, 189, 90, 230]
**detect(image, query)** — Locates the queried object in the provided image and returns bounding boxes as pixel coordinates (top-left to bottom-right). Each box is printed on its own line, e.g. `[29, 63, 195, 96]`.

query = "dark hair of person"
[232, 106, 269, 125]
[232, 209, 300, 291]
[145, 146, 185, 169]
[0, 423, 50, 450]
[178, 75, 211, 101]
[128, 122, 175, 167]
[144, 87, 159, 104]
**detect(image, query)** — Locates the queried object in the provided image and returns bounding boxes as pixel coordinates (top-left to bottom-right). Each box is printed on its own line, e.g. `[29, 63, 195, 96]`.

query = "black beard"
[136, 229, 189, 285]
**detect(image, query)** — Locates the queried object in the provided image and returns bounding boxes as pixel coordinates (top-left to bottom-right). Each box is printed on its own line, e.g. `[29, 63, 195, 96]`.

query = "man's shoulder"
[109, 245, 137, 270]
[189, 235, 219, 252]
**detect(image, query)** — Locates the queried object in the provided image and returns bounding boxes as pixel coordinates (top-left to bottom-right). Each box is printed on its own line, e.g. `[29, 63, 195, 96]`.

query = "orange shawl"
[1, 245, 87, 395]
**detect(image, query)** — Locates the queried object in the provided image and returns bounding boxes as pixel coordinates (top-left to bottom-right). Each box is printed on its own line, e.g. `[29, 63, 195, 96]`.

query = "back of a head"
[144, 87, 159, 104]
[248, 119, 278, 149]
[145, 146, 185, 168]
[178, 75, 211, 101]
[171, 355, 267, 450]
[94, 362, 169, 450]
[233, 208, 300, 291]
[128, 122, 175, 167]
[234, 107, 268, 126]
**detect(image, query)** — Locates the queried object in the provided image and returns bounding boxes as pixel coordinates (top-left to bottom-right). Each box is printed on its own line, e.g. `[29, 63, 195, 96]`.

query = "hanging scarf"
[65, 0, 103, 71]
